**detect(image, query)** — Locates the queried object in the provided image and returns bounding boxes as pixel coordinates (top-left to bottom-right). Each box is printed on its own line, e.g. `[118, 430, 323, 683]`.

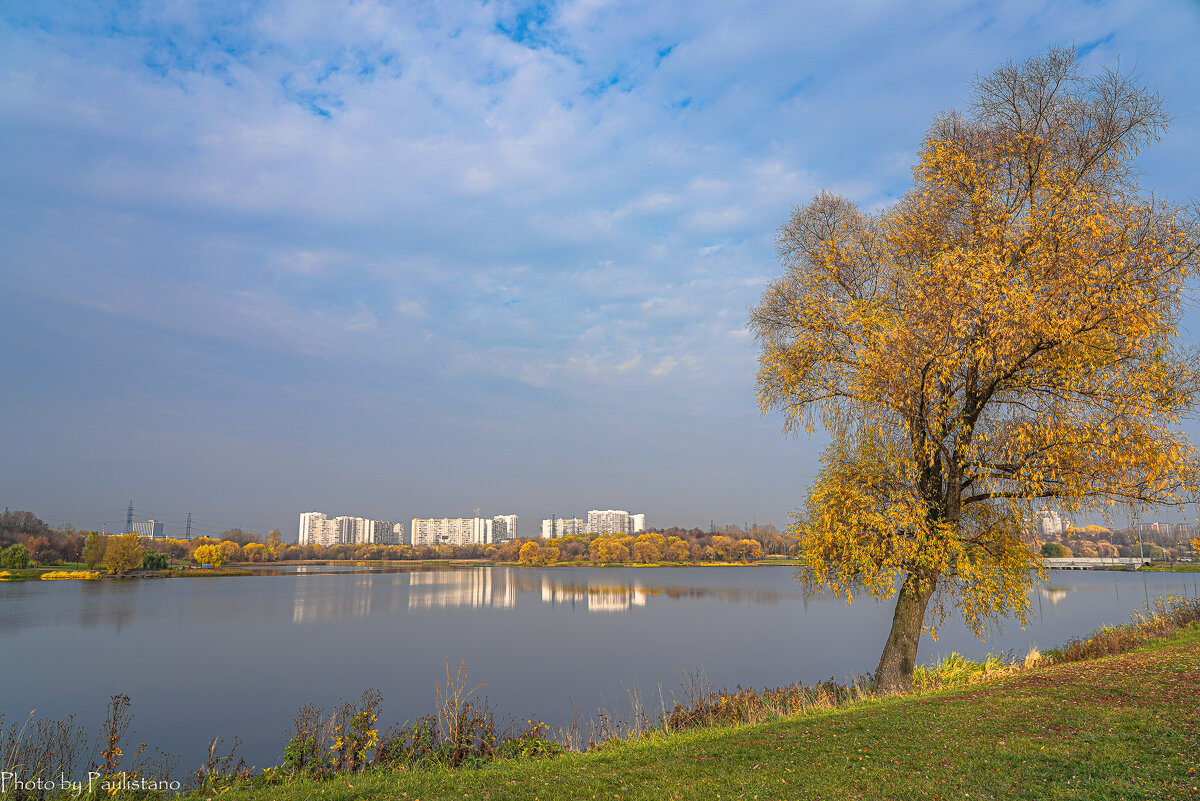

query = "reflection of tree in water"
[70, 581, 137, 632]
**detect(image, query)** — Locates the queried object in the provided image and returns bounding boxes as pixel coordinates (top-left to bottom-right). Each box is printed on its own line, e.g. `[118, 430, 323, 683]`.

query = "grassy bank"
[187, 627, 1200, 800]
[0, 562, 96, 581]
[165, 567, 255, 577]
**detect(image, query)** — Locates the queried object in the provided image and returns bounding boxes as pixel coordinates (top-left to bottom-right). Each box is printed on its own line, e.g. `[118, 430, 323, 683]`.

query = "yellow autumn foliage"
[40, 570, 102, 580]
[750, 48, 1200, 686]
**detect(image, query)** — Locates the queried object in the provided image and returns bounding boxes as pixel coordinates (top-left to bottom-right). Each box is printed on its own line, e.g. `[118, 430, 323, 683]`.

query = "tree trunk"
[874, 571, 938, 691]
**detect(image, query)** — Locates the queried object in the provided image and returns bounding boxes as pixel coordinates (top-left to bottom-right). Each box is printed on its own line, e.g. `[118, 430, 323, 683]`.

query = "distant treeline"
[0, 510, 277, 566]
[1037, 523, 1196, 561]
[0, 511, 793, 568]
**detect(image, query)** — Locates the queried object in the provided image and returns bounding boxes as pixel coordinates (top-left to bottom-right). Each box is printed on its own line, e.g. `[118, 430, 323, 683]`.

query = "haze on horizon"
[2, 1, 1199, 539]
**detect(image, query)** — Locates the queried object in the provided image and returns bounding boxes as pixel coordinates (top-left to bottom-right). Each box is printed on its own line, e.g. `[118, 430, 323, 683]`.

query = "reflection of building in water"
[292, 576, 407, 623]
[586, 585, 647, 613]
[542, 576, 587, 604]
[536, 575, 648, 612]
[408, 569, 516, 609]
[1039, 587, 1069, 605]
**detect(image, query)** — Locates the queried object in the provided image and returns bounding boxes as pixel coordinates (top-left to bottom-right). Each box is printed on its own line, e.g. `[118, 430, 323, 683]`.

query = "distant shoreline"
[6, 556, 1191, 583]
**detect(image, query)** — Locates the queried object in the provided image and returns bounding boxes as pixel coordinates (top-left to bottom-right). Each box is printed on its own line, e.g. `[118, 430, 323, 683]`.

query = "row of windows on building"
[299, 509, 646, 547]
[298, 512, 407, 547]
[298, 512, 519, 547]
[409, 515, 518, 547]
[540, 510, 646, 538]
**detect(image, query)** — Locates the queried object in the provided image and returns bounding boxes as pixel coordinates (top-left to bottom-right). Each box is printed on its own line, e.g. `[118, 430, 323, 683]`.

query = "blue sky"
[2, 0, 1199, 538]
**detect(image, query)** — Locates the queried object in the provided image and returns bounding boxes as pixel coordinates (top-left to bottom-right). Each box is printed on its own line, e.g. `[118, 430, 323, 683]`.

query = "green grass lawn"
[195, 625, 1200, 801]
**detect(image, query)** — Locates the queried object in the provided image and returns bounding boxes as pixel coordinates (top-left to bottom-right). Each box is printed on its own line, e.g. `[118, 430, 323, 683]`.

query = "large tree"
[749, 48, 1200, 690]
[103, 533, 145, 575]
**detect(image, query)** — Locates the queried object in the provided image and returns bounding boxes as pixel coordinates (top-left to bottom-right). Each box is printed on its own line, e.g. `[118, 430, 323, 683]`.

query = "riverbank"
[188, 616, 1200, 800]
[0, 562, 98, 581]
[4, 556, 1189, 582]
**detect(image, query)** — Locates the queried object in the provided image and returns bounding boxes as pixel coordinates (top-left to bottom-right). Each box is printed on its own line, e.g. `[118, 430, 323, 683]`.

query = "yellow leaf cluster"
[751, 51, 1200, 639]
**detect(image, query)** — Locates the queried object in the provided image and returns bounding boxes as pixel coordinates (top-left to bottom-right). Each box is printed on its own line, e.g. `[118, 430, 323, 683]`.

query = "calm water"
[1, 565, 1197, 772]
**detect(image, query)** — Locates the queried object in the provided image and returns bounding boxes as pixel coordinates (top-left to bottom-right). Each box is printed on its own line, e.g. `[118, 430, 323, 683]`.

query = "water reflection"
[1039, 587, 1069, 605]
[3, 566, 1195, 637]
[522, 569, 794, 611]
[292, 575, 407, 623]
[283, 567, 795, 619]
[5, 565, 1200, 774]
[539, 576, 646, 612]
[407, 569, 516, 610]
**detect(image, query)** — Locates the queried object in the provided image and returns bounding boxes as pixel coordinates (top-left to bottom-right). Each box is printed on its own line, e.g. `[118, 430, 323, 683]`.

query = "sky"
[2, 1, 1199, 539]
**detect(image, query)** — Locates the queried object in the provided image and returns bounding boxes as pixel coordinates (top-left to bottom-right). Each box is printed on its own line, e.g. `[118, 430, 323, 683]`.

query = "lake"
[2, 565, 1197, 773]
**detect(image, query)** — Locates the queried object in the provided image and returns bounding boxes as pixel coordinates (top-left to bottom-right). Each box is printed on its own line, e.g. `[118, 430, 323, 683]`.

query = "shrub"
[1040, 542, 1071, 558]
[911, 652, 1013, 692]
[0, 543, 30, 569]
[281, 703, 333, 778]
[40, 571, 101, 581]
[495, 721, 565, 760]
[1054, 594, 1200, 664]
[141, 551, 169, 570]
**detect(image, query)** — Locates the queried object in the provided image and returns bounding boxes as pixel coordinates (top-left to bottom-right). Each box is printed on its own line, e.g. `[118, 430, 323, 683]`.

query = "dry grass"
[1052, 593, 1200, 664]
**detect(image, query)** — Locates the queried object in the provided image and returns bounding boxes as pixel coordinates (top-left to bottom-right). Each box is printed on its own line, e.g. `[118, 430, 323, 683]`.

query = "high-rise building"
[338, 516, 366, 544]
[299, 512, 340, 546]
[541, 518, 585, 538]
[131, 520, 165, 538]
[360, 519, 403, 545]
[1035, 506, 1067, 539]
[299, 512, 403, 546]
[411, 517, 496, 547]
[492, 514, 518, 541]
[586, 510, 647, 536]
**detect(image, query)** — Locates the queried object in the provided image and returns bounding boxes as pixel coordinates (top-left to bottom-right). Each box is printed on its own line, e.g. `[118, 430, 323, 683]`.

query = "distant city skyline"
[3, 2, 1199, 537]
[5, 496, 1197, 544]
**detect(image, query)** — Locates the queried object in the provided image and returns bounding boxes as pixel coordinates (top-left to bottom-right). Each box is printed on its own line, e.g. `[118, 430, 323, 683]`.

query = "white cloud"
[650, 356, 679, 377]
[2, 0, 1199, 530]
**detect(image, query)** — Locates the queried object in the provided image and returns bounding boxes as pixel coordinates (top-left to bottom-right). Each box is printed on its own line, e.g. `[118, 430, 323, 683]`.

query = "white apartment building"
[1035, 506, 1068, 539]
[411, 517, 499, 547]
[338, 516, 368, 544]
[299, 512, 404, 546]
[360, 519, 405, 545]
[587, 509, 647, 536]
[541, 517, 585, 538]
[492, 514, 518, 541]
[299, 512, 340, 546]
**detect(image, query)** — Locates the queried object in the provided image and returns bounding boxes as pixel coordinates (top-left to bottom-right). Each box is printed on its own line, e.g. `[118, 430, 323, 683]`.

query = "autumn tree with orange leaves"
[749, 48, 1200, 690]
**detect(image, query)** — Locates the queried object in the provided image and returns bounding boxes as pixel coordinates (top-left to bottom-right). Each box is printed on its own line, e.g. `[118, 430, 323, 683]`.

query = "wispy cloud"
[1, 0, 1198, 532]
